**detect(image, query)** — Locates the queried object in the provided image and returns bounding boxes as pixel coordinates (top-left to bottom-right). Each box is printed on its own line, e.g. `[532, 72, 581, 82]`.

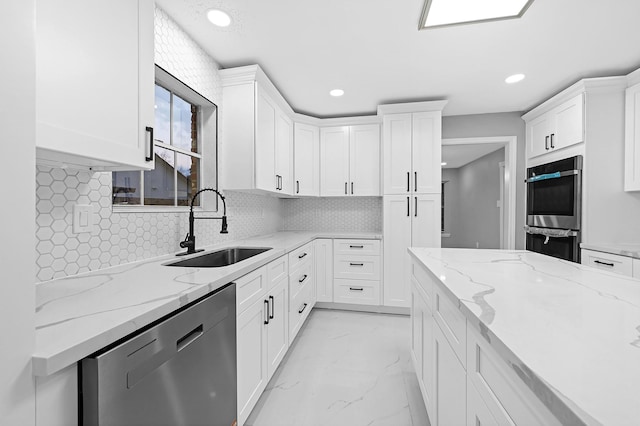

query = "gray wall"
[442, 149, 505, 249]
[442, 112, 526, 249]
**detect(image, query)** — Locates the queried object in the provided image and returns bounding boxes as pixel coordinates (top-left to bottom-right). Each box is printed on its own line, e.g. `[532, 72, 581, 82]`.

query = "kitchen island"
[408, 248, 640, 426]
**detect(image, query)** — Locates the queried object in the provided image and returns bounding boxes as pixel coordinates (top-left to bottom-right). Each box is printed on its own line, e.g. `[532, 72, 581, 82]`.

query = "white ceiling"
[155, 0, 640, 118]
[442, 144, 504, 169]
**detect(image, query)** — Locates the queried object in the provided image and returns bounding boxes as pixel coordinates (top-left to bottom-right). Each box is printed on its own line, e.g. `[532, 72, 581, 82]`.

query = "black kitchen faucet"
[177, 188, 228, 256]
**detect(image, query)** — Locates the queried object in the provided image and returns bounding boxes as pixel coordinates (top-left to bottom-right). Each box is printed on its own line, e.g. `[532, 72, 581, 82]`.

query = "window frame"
[113, 66, 218, 213]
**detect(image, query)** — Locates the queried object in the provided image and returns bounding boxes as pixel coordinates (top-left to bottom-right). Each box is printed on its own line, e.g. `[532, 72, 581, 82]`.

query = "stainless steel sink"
[165, 247, 272, 268]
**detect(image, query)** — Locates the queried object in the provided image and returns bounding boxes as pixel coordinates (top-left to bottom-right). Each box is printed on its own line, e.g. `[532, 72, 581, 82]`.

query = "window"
[113, 67, 217, 209]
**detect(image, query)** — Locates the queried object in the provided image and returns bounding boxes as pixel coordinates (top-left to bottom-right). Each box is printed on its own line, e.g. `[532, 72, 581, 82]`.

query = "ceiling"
[442, 144, 504, 169]
[155, 0, 640, 118]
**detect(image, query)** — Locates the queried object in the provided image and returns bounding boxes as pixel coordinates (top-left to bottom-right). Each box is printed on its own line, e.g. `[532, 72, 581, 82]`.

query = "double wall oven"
[525, 155, 583, 262]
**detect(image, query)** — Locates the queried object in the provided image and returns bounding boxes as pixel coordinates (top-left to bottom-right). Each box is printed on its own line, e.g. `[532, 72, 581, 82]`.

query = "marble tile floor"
[245, 309, 430, 426]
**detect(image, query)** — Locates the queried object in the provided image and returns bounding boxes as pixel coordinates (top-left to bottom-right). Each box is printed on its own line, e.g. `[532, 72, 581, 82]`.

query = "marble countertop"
[581, 242, 640, 259]
[408, 248, 640, 426]
[34, 231, 381, 377]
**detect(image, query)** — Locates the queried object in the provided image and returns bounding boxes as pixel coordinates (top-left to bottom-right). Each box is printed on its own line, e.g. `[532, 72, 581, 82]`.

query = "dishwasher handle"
[176, 324, 204, 352]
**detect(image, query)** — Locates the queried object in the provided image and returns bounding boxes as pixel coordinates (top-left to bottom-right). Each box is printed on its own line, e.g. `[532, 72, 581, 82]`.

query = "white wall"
[443, 113, 526, 248]
[442, 149, 505, 249]
[0, 1, 36, 424]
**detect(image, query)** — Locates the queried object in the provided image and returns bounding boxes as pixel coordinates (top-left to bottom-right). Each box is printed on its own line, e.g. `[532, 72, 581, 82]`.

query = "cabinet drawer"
[333, 239, 380, 256]
[236, 266, 268, 314]
[289, 279, 313, 341]
[581, 249, 633, 277]
[334, 279, 380, 306]
[334, 255, 380, 281]
[288, 242, 313, 273]
[267, 255, 288, 290]
[467, 325, 561, 426]
[289, 261, 313, 300]
[411, 258, 433, 307]
[434, 286, 467, 369]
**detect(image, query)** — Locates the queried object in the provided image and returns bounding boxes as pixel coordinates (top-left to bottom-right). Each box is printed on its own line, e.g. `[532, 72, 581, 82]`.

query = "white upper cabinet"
[293, 123, 320, 196]
[383, 111, 442, 194]
[35, 0, 155, 171]
[220, 66, 293, 196]
[320, 124, 380, 196]
[625, 82, 640, 191]
[525, 93, 584, 159]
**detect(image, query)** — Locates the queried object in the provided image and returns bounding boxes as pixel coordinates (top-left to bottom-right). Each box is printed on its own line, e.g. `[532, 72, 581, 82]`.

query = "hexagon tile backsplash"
[35, 166, 281, 282]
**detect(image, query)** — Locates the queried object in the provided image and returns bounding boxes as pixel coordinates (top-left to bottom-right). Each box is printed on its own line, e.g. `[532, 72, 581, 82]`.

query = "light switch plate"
[73, 204, 94, 234]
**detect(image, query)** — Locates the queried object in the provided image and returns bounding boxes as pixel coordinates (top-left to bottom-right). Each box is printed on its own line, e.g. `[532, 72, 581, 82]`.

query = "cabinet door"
[625, 83, 640, 191]
[554, 93, 584, 151]
[412, 194, 441, 248]
[36, 0, 154, 170]
[294, 123, 320, 196]
[383, 113, 413, 194]
[634, 259, 640, 279]
[527, 114, 552, 159]
[266, 278, 289, 380]
[411, 282, 434, 418]
[255, 87, 277, 192]
[237, 298, 268, 426]
[467, 381, 500, 426]
[349, 124, 381, 196]
[383, 195, 412, 307]
[320, 127, 350, 196]
[434, 323, 466, 426]
[275, 109, 294, 194]
[314, 239, 334, 302]
[412, 112, 442, 194]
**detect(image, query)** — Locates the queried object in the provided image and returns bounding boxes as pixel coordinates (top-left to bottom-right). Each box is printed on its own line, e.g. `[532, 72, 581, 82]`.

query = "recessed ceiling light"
[420, 0, 534, 29]
[206, 9, 231, 27]
[441, 162, 447, 166]
[505, 73, 526, 84]
[330, 89, 344, 97]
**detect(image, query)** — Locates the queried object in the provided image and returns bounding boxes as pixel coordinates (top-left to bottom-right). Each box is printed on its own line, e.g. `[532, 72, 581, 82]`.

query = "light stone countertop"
[580, 242, 640, 259]
[34, 231, 381, 377]
[408, 248, 640, 426]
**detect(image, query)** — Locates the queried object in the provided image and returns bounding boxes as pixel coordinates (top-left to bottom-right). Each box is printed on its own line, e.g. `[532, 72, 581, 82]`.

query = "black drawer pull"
[145, 127, 154, 162]
[349, 245, 364, 248]
[299, 274, 307, 283]
[349, 287, 364, 291]
[264, 300, 270, 325]
[298, 303, 308, 314]
[298, 252, 307, 259]
[349, 262, 364, 266]
[269, 295, 274, 319]
[594, 260, 615, 267]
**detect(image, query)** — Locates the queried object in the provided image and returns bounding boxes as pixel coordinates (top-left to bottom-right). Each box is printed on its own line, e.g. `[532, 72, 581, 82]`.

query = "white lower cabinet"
[467, 380, 500, 426]
[35, 364, 78, 426]
[314, 239, 334, 302]
[411, 280, 434, 420]
[581, 249, 633, 277]
[434, 321, 466, 426]
[265, 277, 289, 381]
[332, 239, 381, 306]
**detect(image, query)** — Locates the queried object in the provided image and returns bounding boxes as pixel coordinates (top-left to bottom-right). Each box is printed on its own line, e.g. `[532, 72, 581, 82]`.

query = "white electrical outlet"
[73, 204, 94, 234]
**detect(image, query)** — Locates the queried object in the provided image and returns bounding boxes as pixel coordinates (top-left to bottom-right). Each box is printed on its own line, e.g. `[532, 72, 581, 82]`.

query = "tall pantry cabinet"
[379, 102, 447, 308]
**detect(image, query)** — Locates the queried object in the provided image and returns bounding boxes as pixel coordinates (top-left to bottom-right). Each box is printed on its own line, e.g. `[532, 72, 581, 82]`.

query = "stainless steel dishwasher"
[81, 283, 236, 426]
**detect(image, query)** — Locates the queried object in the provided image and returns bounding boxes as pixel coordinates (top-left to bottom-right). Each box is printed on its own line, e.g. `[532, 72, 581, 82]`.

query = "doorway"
[441, 137, 517, 250]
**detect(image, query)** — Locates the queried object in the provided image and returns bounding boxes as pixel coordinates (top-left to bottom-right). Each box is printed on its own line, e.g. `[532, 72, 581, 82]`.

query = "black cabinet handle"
[594, 260, 615, 267]
[550, 133, 555, 149]
[264, 300, 270, 325]
[296, 180, 300, 194]
[407, 172, 410, 192]
[145, 126, 154, 161]
[415, 197, 418, 217]
[299, 274, 308, 283]
[349, 287, 364, 292]
[545, 136, 549, 150]
[407, 196, 410, 216]
[349, 262, 364, 266]
[298, 303, 308, 314]
[298, 252, 307, 259]
[275, 175, 280, 190]
[345, 182, 348, 194]
[269, 295, 274, 319]
[279, 175, 282, 190]
[414, 171, 417, 192]
[350, 245, 364, 248]
[351, 182, 354, 195]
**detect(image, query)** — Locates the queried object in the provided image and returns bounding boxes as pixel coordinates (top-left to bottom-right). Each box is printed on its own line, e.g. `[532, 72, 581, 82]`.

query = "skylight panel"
[420, 0, 534, 29]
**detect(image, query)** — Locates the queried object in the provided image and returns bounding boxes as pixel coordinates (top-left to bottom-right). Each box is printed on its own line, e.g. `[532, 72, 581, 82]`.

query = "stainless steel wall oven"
[525, 155, 583, 262]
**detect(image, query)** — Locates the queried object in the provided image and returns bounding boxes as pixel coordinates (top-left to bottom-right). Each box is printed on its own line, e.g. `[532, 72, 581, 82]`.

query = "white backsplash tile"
[281, 197, 382, 233]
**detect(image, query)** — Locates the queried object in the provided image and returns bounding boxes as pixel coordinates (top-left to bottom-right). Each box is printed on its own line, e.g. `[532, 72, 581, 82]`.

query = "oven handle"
[525, 226, 579, 238]
[525, 170, 580, 183]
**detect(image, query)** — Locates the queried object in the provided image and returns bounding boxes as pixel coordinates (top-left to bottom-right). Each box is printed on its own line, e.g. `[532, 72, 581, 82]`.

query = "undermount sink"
[166, 247, 272, 268]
